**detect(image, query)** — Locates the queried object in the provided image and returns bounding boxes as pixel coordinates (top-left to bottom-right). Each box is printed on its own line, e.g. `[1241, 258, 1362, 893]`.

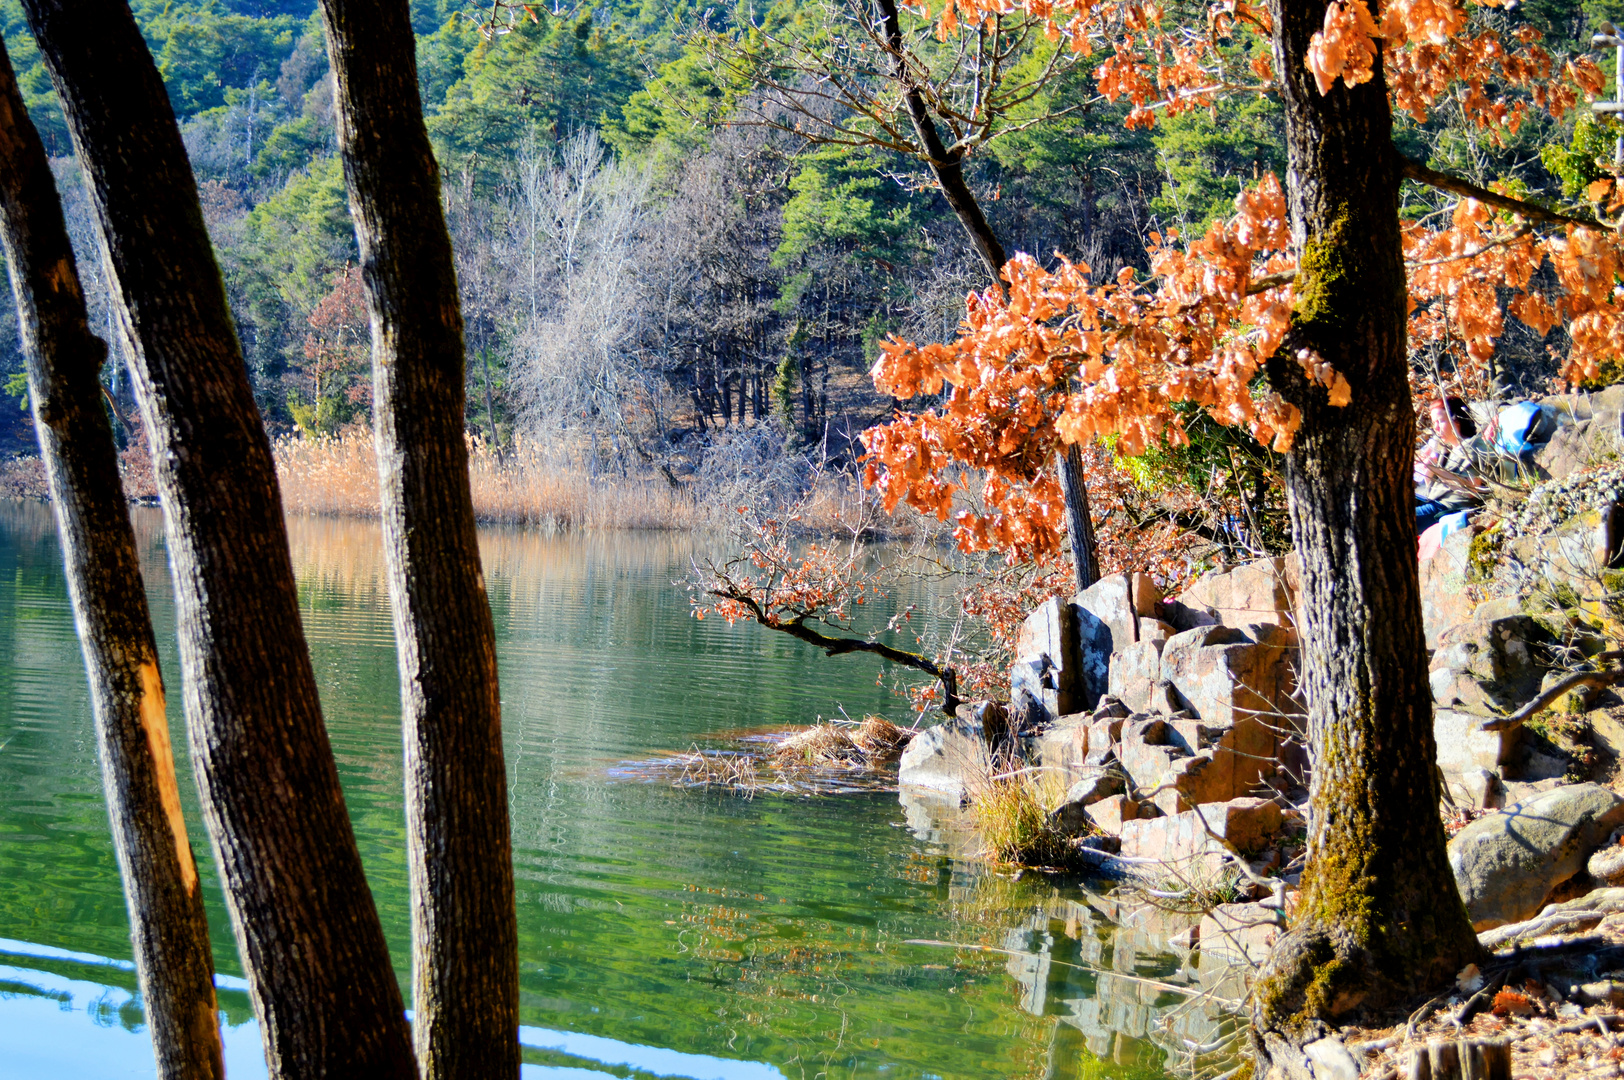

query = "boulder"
[1448, 782, 1624, 929]
[1108, 638, 1167, 714]
[1011, 597, 1081, 727]
[1429, 613, 1555, 714]
[1419, 524, 1481, 650]
[1535, 388, 1624, 480]
[1050, 767, 1128, 833]
[1203, 796, 1283, 854]
[1027, 720, 1091, 788]
[1072, 575, 1143, 710]
[1120, 808, 1228, 876]
[1507, 504, 1624, 600]
[1589, 835, 1624, 886]
[1446, 766, 1505, 811]
[898, 706, 1003, 804]
[1085, 795, 1140, 835]
[1139, 617, 1176, 644]
[1173, 557, 1300, 642]
[1160, 625, 1289, 727]
[1434, 708, 1522, 777]
[1118, 717, 1184, 794]
[1198, 902, 1284, 965]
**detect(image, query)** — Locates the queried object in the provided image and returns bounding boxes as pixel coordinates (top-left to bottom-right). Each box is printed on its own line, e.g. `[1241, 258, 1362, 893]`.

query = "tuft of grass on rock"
[968, 770, 1083, 870]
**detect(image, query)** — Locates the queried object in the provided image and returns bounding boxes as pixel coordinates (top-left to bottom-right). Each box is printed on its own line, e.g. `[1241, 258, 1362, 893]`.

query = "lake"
[0, 501, 1226, 1079]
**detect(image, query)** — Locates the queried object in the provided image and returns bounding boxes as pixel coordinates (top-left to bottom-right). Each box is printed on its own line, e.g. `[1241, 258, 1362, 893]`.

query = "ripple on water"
[0, 507, 1198, 1079]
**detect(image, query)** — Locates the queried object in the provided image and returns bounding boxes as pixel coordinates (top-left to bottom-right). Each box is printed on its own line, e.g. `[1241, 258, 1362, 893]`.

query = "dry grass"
[968, 769, 1085, 869]
[674, 750, 762, 795]
[273, 430, 702, 529]
[772, 716, 914, 766]
[271, 429, 894, 534]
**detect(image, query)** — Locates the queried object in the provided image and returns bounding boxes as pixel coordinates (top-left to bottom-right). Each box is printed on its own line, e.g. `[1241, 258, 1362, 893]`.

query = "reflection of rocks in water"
[898, 785, 981, 858]
[995, 890, 1241, 1075]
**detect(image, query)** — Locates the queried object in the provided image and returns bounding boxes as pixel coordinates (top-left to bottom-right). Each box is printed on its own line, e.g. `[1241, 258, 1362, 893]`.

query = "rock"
[1108, 638, 1167, 714]
[1429, 614, 1555, 714]
[1161, 625, 1286, 726]
[1093, 696, 1131, 720]
[1085, 794, 1139, 835]
[1073, 575, 1143, 710]
[1129, 572, 1163, 618]
[898, 708, 1002, 804]
[1138, 617, 1176, 644]
[1448, 783, 1624, 929]
[1175, 557, 1300, 643]
[1159, 625, 1293, 795]
[1051, 767, 1128, 833]
[1419, 524, 1482, 650]
[1434, 709, 1522, 776]
[1119, 797, 1283, 873]
[1588, 827, 1624, 885]
[1011, 598, 1081, 727]
[1206, 797, 1283, 854]
[1027, 720, 1091, 788]
[1302, 1038, 1361, 1080]
[1445, 766, 1505, 811]
[1118, 717, 1183, 795]
[1120, 809, 1226, 876]
[1508, 505, 1624, 601]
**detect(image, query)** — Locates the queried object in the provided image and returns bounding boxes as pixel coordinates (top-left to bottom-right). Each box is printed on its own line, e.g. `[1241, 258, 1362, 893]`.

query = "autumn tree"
[0, 36, 222, 1080]
[17, 1, 416, 1074]
[861, 0, 1617, 1055]
[291, 264, 371, 435]
[704, 0, 1105, 585]
[319, 0, 521, 1075]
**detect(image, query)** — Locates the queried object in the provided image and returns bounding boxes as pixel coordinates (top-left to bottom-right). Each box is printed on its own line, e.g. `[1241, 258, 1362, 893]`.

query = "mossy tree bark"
[318, 1, 519, 1076]
[1250, 0, 1484, 1056]
[19, 3, 416, 1075]
[0, 39, 222, 1080]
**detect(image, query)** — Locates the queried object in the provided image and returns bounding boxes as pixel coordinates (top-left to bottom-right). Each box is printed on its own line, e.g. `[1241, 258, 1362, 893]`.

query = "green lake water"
[0, 501, 1225, 1080]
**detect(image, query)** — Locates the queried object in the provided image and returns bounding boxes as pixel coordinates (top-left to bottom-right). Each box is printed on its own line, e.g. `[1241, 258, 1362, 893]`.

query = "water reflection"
[0, 502, 1218, 1078]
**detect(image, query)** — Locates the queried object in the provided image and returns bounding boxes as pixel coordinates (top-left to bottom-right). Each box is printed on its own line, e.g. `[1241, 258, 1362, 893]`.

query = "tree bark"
[19, 3, 417, 1075]
[0, 39, 223, 1080]
[1250, 0, 1483, 1050]
[318, 2, 520, 1076]
[874, 0, 1007, 284]
[1057, 442, 1098, 592]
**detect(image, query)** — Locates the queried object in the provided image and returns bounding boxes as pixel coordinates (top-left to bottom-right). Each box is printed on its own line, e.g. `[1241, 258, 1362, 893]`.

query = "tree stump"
[1404, 1038, 1512, 1080]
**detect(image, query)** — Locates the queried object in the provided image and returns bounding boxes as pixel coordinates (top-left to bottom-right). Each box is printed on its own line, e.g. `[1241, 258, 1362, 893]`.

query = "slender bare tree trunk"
[19, 3, 416, 1075]
[319, 1, 520, 1076]
[1250, 0, 1482, 1054]
[0, 39, 222, 1080]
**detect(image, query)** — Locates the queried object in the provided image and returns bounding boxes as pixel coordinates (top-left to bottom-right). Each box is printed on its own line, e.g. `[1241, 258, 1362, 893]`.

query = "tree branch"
[1400, 156, 1610, 231]
[1481, 667, 1624, 733]
[710, 587, 961, 715]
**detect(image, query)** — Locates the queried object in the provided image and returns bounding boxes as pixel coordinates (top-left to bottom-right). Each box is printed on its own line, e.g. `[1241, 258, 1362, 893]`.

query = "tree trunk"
[1250, 0, 1483, 1052]
[0, 40, 223, 1080]
[318, 2, 520, 1076]
[874, 0, 1007, 284]
[1057, 442, 1098, 592]
[20, 3, 417, 1075]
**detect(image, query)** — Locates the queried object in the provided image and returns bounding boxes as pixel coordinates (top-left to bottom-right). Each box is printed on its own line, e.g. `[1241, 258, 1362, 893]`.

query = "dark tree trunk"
[0, 40, 222, 1080]
[1057, 442, 1098, 592]
[874, 0, 1007, 284]
[1251, 0, 1483, 1051]
[318, 2, 520, 1075]
[20, 3, 416, 1076]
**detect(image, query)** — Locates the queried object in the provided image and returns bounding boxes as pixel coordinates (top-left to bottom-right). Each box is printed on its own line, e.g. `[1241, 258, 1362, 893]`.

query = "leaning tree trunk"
[1250, 0, 1483, 1055]
[874, 0, 1099, 590]
[318, 1, 520, 1076]
[19, 3, 417, 1076]
[0, 39, 222, 1080]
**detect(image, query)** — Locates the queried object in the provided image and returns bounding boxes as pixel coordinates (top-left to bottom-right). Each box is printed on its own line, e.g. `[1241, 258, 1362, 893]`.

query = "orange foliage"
[859, 0, 1624, 565]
